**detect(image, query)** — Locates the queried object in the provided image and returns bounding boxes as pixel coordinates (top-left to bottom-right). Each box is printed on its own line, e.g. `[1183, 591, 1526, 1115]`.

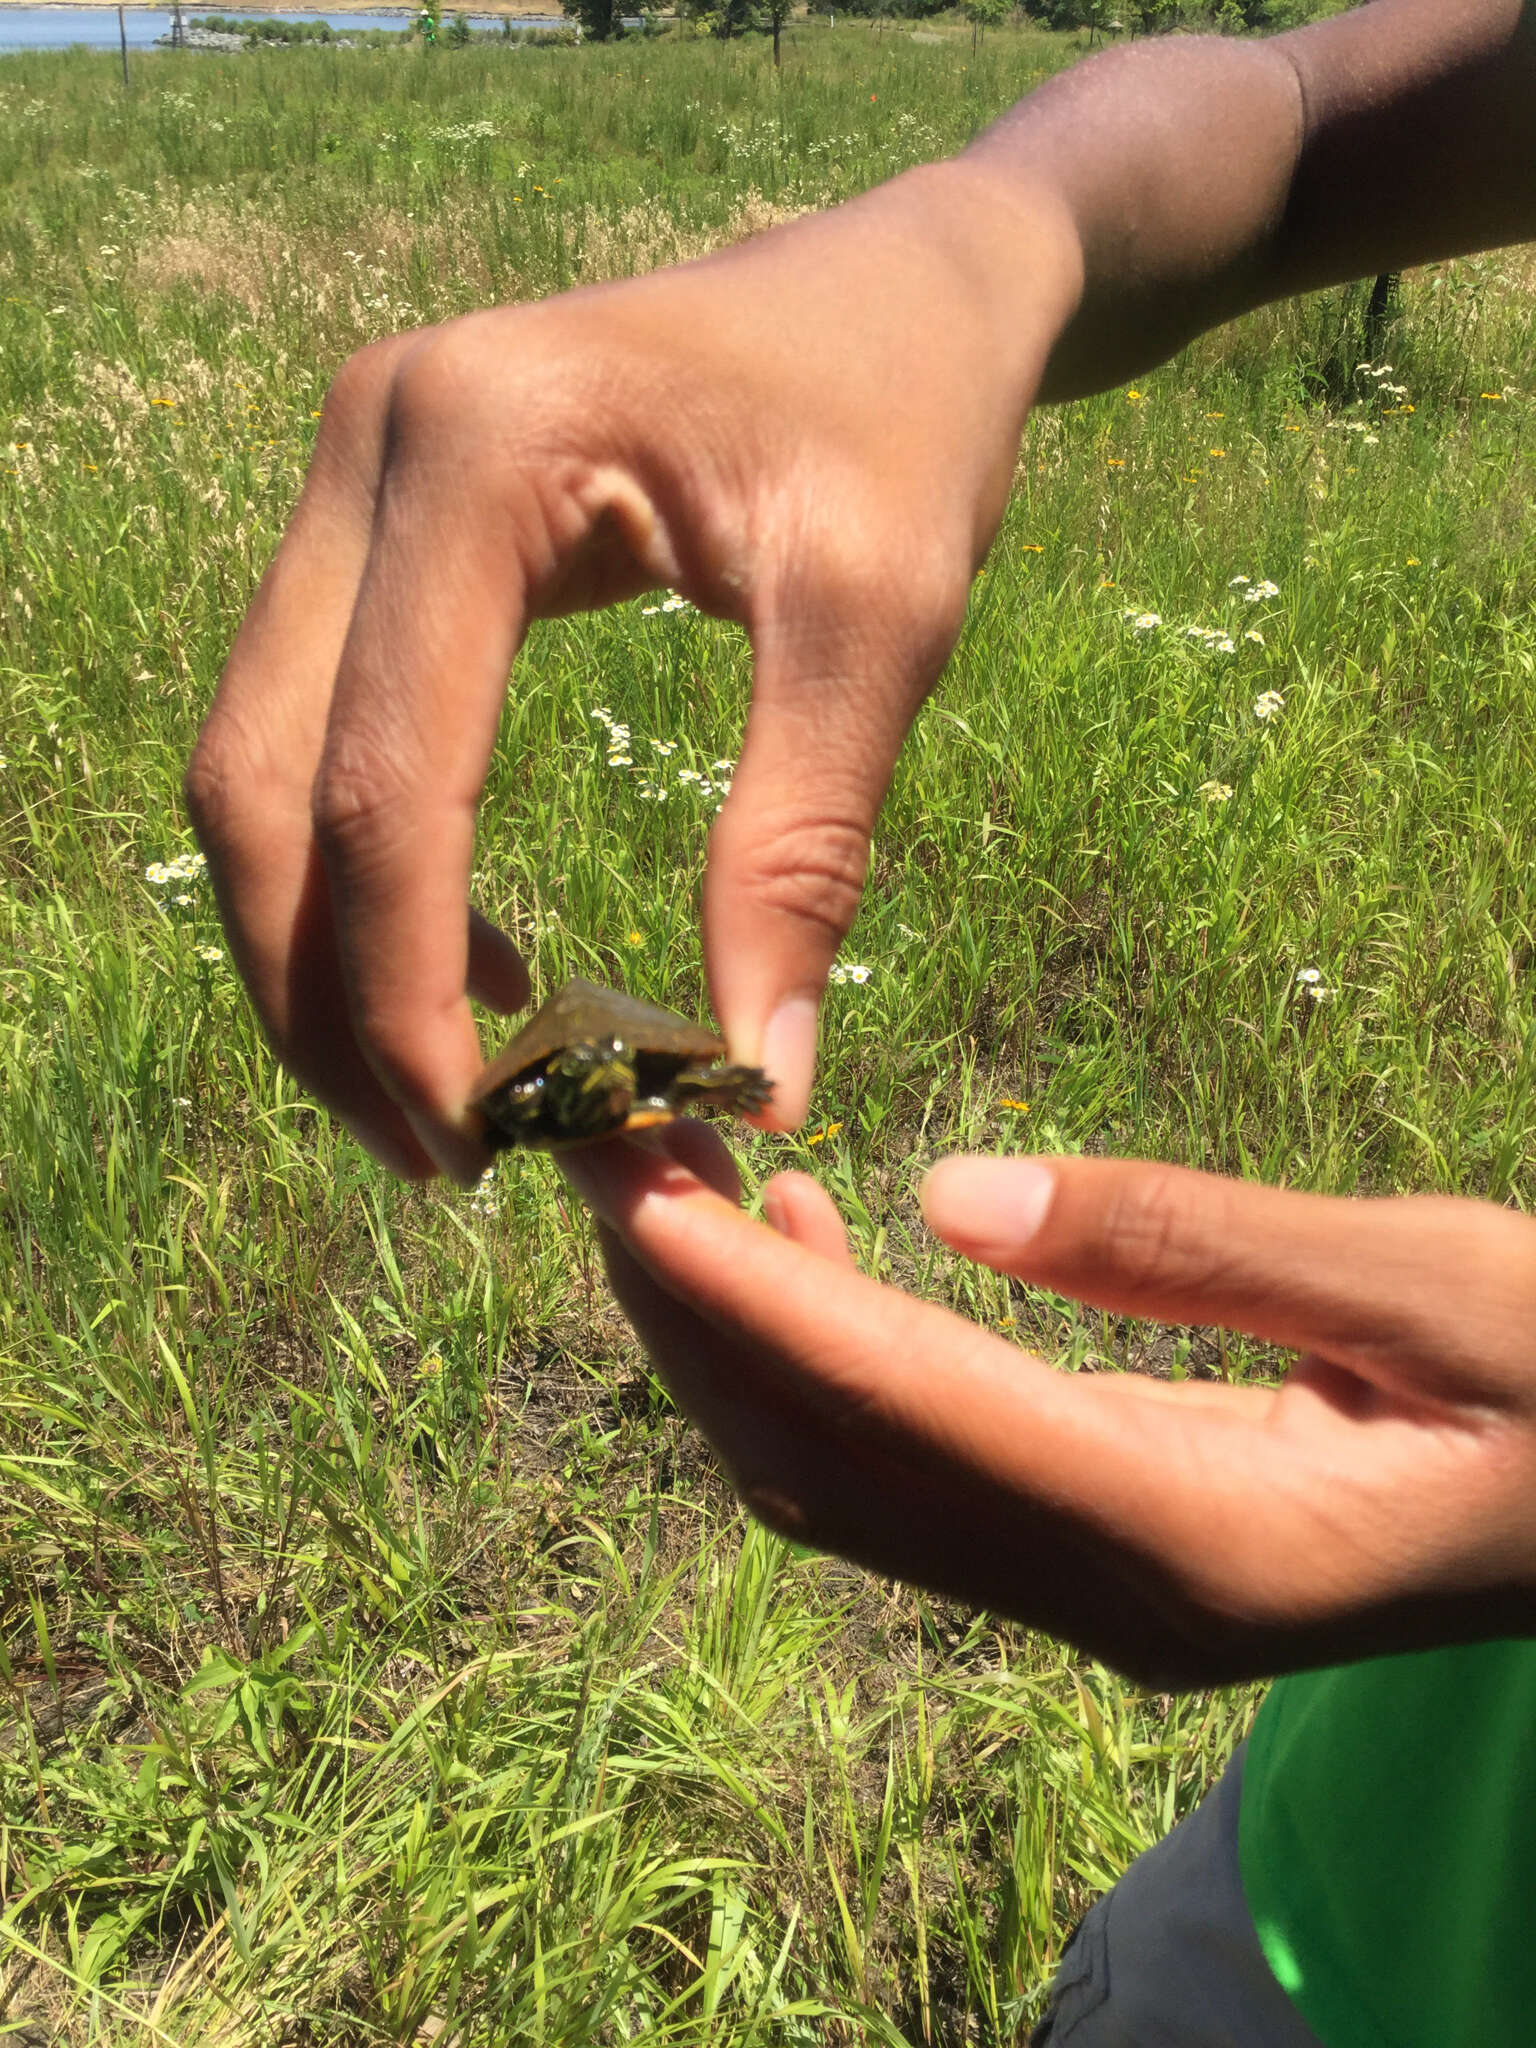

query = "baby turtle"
[473, 977, 773, 1152]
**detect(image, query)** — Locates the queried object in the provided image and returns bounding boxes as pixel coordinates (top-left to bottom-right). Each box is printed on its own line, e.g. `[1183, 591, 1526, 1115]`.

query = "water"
[0, 7, 567, 51]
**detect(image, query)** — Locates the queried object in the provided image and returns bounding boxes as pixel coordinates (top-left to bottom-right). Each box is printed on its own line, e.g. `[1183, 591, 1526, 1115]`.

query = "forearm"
[947, 0, 1535, 400]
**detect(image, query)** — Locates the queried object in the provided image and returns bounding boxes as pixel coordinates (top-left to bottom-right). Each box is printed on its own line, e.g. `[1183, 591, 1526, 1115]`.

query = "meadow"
[1, 18, 1535, 2043]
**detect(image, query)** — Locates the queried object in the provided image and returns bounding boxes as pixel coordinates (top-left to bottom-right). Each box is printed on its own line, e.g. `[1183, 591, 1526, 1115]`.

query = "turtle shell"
[474, 977, 724, 1102]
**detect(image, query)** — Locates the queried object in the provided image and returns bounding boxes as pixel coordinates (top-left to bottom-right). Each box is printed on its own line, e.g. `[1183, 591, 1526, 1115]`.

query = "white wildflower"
[828, 962, 873, 986]
[650, 740, 676, 756]
[1244, 580, 1280, 602]
[1216, 637, 1237, 654]
[1253, 690, 1286, 721]
[1243, 629, 1265, 645]
[1197, 780, 1234, 802]
[1228, 574, 1250, 588]
[195, 945, 223, 963]
[1132, 611, 1162, 633]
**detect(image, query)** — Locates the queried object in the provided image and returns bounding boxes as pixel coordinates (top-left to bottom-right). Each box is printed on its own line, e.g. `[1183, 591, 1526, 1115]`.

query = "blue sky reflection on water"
[0, 8, 565, 50]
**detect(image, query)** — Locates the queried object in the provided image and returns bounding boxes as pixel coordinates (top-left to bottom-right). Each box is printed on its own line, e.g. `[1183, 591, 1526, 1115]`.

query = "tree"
[962, 0, 1009, 49]
[678, 0, 760, 36]
[762, 0, 792, 65]
[562, 0, 624, 37]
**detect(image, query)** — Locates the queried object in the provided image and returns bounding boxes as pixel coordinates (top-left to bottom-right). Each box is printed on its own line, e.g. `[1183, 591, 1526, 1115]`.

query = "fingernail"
[558, 1146, 615, 1224]
[404, 1108, 490, 1191]
[763, 1185, 788, 1235]
[922, 1157, 1056, 1255]
[758, 995, 819, 1129]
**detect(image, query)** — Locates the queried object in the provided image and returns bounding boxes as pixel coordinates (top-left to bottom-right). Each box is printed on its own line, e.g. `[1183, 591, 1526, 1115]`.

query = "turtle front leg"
[668, 1062, 775, 1118]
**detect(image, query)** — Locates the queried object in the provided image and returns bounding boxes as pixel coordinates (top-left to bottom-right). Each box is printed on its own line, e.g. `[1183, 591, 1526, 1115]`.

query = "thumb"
[921, 1152, 1536, 1405]
[705, 575, 962, 1129]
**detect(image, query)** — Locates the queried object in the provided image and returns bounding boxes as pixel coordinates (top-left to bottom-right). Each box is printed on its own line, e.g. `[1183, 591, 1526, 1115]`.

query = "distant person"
[187, 1, 1536, 2039]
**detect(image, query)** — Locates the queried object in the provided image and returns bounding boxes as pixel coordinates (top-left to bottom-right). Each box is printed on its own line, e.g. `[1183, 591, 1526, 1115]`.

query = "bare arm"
[947, 0, 1536, 399]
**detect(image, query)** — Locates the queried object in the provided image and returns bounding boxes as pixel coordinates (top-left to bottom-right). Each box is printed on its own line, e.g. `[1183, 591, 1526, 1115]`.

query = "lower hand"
[562, 1129, 1536, 1687]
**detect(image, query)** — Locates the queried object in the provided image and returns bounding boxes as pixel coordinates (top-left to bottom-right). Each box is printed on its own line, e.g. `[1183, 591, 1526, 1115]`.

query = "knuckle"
[1099, 1164, 1217, 1297]
[323, 330, 423, 437]
[182, 728, 238, 846]
[731, 812, 870, 944]
[310, 738, 413, 859]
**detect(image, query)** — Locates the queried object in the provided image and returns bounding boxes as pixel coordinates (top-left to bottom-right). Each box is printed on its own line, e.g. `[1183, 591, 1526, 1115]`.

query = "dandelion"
[1480, 391, 1505, 402]
[417, 1352, 445, 1380]
[997, 1097, 1030, 1112]
[805, 1121, 844, 1147]
[1405, 556, 1421, 567]
[1209, 448, 1227, 458]
[1254, 689, 1286, 722]
[1021, 542, 1044, 553]
[1243, 629, 1265, 645]
[1106, 457, 1125, 468]
[1205, 411, 1225, 420]
[625, 929, 644, 946]
[1197, 780, 1234, 802]
[1126, 389, 1144, 403]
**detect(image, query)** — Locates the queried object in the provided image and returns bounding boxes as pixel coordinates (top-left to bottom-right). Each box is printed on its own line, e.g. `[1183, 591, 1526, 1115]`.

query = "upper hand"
[183, 166, 1080, 1180]
[562, 1128, 1536, 1687]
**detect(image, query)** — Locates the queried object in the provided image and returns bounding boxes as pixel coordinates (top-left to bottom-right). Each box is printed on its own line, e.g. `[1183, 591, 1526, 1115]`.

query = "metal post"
[172, 0, 185, 48]
[117, 2, 130, 83]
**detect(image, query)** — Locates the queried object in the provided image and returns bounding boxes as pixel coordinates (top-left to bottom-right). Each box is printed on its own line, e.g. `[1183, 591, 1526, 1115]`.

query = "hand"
[562, 1129, 1536, 1687]
[184, 166, 1081, 1181]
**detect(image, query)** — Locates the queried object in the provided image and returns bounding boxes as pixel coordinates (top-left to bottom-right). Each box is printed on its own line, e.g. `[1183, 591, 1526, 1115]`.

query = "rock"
[153, 26, 248, 50]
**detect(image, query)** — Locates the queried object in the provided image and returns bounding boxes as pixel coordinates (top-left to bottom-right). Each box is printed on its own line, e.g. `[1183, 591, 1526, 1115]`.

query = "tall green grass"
[1, 23, 1534, 2042]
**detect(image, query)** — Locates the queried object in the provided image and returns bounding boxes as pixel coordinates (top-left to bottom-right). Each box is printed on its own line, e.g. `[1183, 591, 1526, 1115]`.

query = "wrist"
[846, 155, 1086, 436]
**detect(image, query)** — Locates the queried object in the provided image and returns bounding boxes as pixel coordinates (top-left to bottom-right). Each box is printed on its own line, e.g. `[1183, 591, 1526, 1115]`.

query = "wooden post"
[117, 2, 130, 83]
[172, 0, 185, 48]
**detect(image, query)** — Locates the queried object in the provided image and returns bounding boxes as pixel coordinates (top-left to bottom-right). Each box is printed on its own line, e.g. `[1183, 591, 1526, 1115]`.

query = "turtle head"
[542, 1036, 637, 1142]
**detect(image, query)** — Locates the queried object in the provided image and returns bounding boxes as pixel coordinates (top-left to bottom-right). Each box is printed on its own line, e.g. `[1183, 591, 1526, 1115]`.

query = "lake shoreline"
[0, 0, 567, 15]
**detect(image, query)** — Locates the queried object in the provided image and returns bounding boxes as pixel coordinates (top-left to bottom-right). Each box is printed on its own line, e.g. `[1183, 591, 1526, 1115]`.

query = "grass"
[1, 18, 1535, 2042]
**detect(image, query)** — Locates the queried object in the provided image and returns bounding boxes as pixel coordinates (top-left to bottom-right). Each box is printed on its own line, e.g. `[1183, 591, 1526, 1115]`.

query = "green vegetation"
[1, 21, 1533, 2043]
[187, 15, 415, 45]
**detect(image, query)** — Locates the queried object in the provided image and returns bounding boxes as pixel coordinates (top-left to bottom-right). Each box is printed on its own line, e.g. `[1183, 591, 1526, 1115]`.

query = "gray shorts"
[1030, 1744, 1325, 2047]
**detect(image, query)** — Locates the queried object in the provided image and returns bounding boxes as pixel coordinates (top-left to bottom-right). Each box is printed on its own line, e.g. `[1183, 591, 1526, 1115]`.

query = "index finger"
[311, 372, 531, 1185]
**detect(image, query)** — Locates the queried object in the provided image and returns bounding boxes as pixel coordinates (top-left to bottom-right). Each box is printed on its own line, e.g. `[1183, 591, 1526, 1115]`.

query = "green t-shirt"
[1238, 1640, 1536, 2048]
